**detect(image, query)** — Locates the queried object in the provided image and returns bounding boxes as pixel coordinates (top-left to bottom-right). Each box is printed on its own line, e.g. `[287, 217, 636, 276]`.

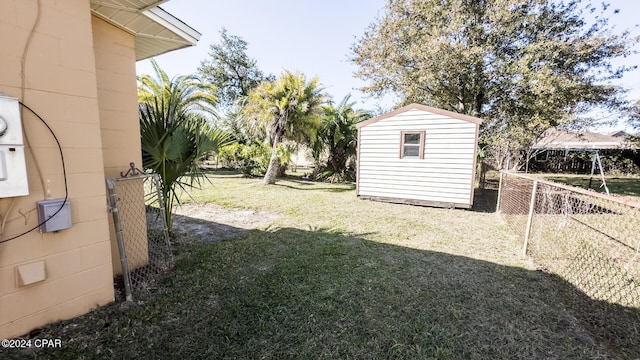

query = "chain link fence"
[106, 173, 173, 301]
[498, 171, 640, 308]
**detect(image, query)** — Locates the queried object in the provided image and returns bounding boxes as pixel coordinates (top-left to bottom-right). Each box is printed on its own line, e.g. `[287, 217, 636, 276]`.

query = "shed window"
[400, 131, 425, 159]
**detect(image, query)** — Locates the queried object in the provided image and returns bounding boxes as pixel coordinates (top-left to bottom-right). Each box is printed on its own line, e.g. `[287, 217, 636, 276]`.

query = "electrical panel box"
[37, 199, 71, 233]
[0, 96, 29, 197]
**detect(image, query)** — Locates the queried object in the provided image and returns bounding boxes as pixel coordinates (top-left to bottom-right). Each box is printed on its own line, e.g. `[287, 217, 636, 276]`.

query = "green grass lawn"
[4, 172, 639, 359]
[538, 173, 640, 201]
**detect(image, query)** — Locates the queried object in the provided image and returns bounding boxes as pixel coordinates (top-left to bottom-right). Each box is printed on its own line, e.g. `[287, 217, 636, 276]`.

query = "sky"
[136, 0, 640, 131]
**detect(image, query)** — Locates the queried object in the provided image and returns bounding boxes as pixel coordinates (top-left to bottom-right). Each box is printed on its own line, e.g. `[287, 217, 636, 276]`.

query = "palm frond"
[138, 61, 222, 230]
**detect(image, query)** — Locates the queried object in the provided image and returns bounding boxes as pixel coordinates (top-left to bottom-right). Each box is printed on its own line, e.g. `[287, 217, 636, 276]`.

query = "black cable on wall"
[0, 101, 68, 244]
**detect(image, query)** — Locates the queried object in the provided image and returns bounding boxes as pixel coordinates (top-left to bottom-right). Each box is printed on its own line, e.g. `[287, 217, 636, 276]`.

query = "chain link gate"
[106, 171, 173, 301]
[498, 171, 640, 308]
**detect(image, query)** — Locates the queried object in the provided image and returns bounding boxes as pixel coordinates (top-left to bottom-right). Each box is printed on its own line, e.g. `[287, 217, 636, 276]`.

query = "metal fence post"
[498, 172, 640, 307]
[522, 179, 539, 256]
[496, 171, 504, 214]
[106, 178, 134, 302]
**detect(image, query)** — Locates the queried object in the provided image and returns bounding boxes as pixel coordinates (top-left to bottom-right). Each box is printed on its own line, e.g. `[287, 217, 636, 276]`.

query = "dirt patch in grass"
[172, 202, 280, 242]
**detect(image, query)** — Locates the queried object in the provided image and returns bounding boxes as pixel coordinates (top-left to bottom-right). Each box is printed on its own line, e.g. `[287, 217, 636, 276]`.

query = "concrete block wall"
[0, 0, 143, 339]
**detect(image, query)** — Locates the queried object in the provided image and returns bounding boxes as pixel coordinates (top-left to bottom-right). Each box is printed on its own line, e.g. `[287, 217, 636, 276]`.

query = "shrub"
[218, 142, 293, 177]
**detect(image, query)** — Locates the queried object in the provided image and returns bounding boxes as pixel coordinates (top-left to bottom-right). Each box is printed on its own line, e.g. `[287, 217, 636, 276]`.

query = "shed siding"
[358, 109, 478, 206]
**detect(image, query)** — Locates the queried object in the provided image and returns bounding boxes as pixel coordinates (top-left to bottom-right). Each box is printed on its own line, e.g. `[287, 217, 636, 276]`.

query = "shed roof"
[357, 103, 483, 129]
[90, 0, 201, 61]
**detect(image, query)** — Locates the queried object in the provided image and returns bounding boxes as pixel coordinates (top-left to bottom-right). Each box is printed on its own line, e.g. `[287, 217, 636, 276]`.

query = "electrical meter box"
[0, 96, 29, 197]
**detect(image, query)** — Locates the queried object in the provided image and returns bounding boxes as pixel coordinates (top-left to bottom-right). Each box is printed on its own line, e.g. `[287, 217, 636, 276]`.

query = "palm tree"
[218, 97, 265, 145]
[138, 60, 230, 230]
[244, 70, 327, 184]
[314, 95, 370, 182]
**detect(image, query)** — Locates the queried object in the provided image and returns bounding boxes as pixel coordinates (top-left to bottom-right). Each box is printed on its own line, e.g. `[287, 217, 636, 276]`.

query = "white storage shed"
[356, 104, 483, 209]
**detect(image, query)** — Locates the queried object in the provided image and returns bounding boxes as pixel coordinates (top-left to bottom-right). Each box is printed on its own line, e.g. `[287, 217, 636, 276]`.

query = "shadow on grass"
[472, 188, 498, 213]
[8, 218, 639, 360]
[605, 177, 640, 197]
[171, 213, 255, 243]
[274, 182, 356, 193]
[202, 168, 244, 176]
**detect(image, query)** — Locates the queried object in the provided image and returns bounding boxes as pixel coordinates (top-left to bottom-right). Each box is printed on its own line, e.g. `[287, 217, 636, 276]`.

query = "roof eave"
[357, 103, 483, 129]
[90, 1, 201, 61]
[142, 6, 201, 46]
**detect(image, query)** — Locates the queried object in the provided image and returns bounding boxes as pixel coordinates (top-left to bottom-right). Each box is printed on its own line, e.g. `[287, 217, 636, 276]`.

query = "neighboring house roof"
[608, 130, 629, 138]
[90, 0, 201, 60]
[532, 129, 636, 150]
[356, 103, 483, 129]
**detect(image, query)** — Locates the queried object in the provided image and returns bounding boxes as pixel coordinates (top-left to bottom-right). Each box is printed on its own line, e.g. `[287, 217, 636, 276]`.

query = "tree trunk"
[329, 152, 344, 174]
[263, 138, 281, 185]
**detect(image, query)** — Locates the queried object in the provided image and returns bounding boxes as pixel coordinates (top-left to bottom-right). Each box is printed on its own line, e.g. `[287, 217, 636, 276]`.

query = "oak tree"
[199, 28, 272, 107]
[352, 0, 637, 164]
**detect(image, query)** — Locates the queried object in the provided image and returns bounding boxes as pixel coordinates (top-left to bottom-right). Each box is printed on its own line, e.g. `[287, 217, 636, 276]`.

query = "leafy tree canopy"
[198, 28, 273, 107]
[244, 70, 327, 184]
[628, 99, 640, 144]
[352, 0, 638, 157]
[215, 98, 265, 145]
[313, 95, 371, 182]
